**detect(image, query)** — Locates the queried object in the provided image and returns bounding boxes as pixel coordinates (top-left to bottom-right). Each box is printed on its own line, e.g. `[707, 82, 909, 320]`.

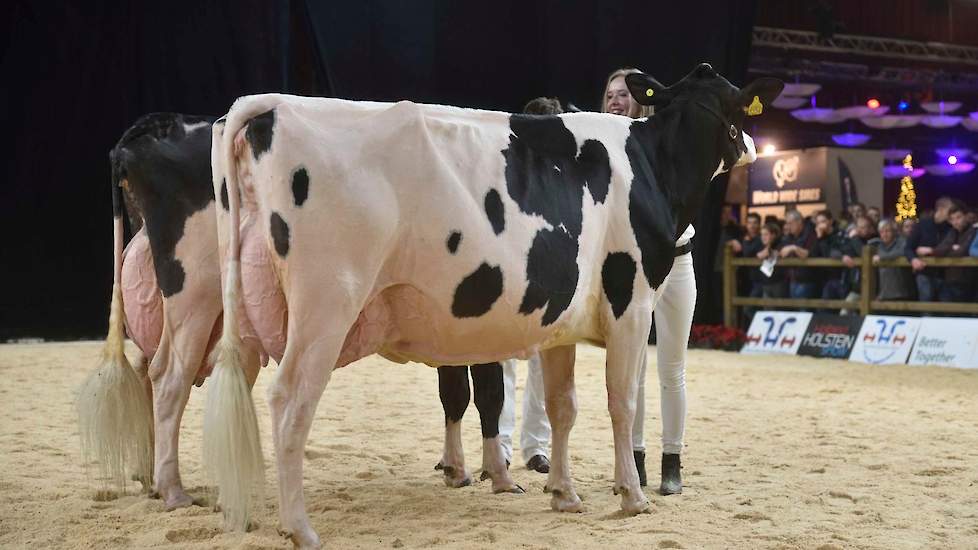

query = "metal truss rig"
[753, 26, 978, 66]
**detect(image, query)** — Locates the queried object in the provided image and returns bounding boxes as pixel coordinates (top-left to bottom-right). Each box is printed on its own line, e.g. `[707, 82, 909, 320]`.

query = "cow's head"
[625, 63, 782, 178]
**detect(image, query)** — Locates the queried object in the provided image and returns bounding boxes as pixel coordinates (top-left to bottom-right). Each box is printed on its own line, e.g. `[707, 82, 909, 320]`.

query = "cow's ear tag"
[746, 95, 763, 116]
[646, 88, 654, 97]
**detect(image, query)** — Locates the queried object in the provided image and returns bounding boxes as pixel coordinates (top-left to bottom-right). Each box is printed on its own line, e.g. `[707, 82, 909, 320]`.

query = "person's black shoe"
[526, 454, 550, 474]
[634, 450, 647, 487]
[659, 453, 682, 495]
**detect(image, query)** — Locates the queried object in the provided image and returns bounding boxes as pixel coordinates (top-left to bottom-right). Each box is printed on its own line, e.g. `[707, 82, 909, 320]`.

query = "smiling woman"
[601, 68, 651, 118]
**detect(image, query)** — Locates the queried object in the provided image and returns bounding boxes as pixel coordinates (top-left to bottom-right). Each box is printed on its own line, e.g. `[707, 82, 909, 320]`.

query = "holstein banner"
[908, 318, 978, 369]
[741, 311, 813, 355]
[797, 314, 863, 359]
[849, 315, 921, 365]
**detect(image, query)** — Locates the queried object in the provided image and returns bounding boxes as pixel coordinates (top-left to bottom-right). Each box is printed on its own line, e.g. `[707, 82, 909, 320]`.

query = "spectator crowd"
[725, 197, 978, 316]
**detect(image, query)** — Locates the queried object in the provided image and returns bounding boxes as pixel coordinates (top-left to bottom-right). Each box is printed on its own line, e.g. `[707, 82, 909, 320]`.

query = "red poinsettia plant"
[688, 324, 747, 351]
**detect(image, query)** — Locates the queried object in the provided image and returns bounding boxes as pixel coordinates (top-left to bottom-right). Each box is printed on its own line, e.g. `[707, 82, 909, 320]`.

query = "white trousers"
[498, 353, 551, 463]
[633, 251, 696, 455]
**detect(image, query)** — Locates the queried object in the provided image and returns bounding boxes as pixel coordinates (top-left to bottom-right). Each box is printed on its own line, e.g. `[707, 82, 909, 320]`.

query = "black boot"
[659, 453, 682, 495]
[634, 450, 647, 487]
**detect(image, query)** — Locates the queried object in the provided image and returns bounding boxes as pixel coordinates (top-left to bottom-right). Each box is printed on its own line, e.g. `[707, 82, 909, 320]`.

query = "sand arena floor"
[1, 341, 977, 549]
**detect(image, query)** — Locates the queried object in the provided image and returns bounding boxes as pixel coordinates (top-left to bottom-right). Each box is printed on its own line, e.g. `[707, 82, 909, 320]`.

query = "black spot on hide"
[451, 262, 503, 318]
[601, 252, 637, 319]
[291, 167, 309, 207]
[518, 228, 578, 326]
[501, 114, 612, 325]
[270, 212, 290, 257]
[246, 109, 275, 160]
[220, 179, 229, 211]
[484, 189, 505, 235]
[447, 231, 462, 254]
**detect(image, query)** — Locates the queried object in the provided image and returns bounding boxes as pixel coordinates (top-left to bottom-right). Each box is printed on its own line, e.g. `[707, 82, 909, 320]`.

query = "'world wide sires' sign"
[797, 314, 863, 359]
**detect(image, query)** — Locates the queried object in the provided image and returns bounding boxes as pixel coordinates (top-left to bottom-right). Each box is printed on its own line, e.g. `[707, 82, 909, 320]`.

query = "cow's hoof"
[620, 494, 652, 516]
[493, 483, 525, 495]
[442, 466, 472, 488]
[550, 489, 584, 513]
[279, 526, 322, 550]
[163, 493, 194, 511]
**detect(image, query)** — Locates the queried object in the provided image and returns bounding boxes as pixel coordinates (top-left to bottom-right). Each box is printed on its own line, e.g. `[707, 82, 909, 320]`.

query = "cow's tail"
[203, 95, 283, 531]
[76, 161, 154, 494]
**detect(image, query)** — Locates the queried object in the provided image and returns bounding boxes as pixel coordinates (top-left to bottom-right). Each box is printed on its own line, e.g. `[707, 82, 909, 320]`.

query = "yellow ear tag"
[646, 88, 654, 97]
[746, 95, 763, 116]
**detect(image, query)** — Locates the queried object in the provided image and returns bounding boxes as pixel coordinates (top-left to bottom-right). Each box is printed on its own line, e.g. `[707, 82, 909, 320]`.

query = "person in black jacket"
[729, 213, 763, 323]
[933, 205, 977, 302]
[905, 197, 955, 302]
[813, 210, 846, 294]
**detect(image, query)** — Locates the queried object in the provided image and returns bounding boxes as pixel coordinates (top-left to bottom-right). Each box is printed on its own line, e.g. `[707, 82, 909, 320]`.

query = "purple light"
[948, 155, 958, 165]
[831, 132, 871, 147]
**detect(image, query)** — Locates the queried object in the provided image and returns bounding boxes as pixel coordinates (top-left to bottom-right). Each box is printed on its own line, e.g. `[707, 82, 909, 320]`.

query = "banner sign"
[748, 148, 827, 207]
[741, 311, 813, 355]
[908, 318, 978, 369]
[797, 314, 863, 359]
[849, 315, 921, 365]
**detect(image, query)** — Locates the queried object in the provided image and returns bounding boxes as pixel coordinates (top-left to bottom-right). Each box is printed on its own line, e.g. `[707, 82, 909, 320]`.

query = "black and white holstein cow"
[206, 63, 782, 547]
[77, 113, 271, 509]
[77, 113, 511, 509]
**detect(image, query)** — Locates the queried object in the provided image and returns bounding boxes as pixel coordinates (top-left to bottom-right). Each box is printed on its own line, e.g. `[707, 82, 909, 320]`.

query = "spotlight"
[867, 98, 881, 109]
[762, 143, 776, 156]
[948, 155, 958, 165]
[898, 100, 909, 111]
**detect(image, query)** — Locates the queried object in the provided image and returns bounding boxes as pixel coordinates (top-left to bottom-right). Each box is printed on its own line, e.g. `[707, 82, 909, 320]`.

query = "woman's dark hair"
[523, 97, 564, 115]
[762, 222, 782, 239]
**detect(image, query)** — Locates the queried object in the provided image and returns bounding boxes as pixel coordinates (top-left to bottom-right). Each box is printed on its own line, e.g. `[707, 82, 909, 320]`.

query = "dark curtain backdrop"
[2, 0, 756, 340]
[2, 1, 289, 340]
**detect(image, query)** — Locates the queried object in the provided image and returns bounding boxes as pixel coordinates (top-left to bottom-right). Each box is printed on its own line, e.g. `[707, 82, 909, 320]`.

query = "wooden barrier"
[722, 245, 978, 327]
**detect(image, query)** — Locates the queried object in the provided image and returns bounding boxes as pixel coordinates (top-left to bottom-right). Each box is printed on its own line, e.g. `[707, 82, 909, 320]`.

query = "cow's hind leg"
[540, 345, 583, 512]
[471, 363, 523, 494]
[150, 311, 218, 510]
[437, 366, 473, 488]
[606, 311, 653, 515]
[269, 316, 362, 549]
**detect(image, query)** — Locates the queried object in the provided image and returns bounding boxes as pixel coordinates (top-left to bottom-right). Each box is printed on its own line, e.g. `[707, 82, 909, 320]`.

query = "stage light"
[867, 98, 881, 109]
[948, 155, 958, 165]
[761, 143, 776, 156]
[898, 100, 909, 111]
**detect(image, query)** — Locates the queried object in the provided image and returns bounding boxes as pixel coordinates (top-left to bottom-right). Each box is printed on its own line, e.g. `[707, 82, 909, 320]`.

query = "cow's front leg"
[540, 345, 583, 512]
[471, 362, 523, 494]
[606, 310, 653, 515]
[437, 366, 473, 488]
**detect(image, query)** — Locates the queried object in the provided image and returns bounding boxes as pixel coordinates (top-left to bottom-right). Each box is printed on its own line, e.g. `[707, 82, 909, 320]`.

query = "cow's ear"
[738, 77, 784, 117]
[626, 73, 671, 106]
